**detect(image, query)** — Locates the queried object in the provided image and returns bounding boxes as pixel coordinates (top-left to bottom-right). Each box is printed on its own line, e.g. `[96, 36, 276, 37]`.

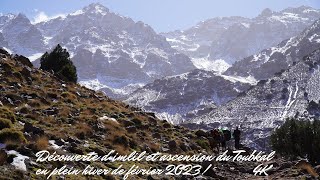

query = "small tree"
[40, 44, 77, 83]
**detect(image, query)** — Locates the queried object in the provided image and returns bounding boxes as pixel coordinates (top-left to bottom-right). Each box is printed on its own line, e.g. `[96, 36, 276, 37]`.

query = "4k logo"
[253, 164, 273, 176]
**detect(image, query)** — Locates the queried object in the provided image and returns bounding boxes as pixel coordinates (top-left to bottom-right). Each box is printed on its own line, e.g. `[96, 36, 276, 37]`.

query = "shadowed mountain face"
[0, 3, 195, 98]
[0, 13, 46, 55]
[163, 6, 320, 72]
[225, 18, 320, 80]
[125, 69, 252, 124]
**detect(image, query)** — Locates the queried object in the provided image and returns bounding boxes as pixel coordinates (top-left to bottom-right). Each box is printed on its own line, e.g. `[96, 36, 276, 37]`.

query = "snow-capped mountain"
[225, 17, 320, 80]
[0, 13, 46, 56]
[163, 6, 320, 71]
[190, 47, 320, 150]
[189, 17, 320, 149]
[125, 69, 253, 124]
[0, 3, 195, 98]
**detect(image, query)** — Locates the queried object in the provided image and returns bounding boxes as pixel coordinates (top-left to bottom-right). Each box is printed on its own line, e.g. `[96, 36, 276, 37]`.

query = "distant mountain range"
[189, 18, 320, 150]
[126, 8, 320, 128]
[1, 5, 319, 99]
[1, 3, 320, 151]
[163, 6, 320, 72]
[0, 3, 195, 98]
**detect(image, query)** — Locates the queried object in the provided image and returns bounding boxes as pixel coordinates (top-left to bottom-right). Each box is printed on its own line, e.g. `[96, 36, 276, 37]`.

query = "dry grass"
[35, 136, 49, 150]
[75, 123, 93, 139]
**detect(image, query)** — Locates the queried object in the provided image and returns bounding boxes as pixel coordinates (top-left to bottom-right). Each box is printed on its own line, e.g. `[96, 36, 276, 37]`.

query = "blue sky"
[0, 0, 320, 32]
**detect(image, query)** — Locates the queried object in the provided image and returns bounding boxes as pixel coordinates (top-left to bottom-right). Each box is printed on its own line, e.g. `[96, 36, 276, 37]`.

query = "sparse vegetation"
[0, 107, 16, 123]
[0, 118, 12, 130]
[0, 128, 26, 144]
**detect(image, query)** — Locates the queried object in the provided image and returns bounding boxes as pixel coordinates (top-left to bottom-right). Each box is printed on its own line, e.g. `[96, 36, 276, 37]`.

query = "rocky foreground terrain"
[0, 49, 319, 179]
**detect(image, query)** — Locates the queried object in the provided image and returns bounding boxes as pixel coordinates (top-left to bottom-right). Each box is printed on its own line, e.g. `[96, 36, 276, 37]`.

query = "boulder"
[126, 126, 137, 133]
[21, 67, 32, 77]
[168, 140, 177, 150]
[24, 122, 44, 135]
[14, 55, 33, 68]
[0, 49, 9, 56]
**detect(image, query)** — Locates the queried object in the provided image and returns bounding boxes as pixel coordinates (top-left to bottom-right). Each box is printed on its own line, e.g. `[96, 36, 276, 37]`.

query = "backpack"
[223, 130, 231, 141]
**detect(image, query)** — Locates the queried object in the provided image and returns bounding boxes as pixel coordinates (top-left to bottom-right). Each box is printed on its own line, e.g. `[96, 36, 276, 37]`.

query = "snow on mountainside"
[225, 17, 320, 80]
[125, 69, 252, 124]
[0, 13, 46, 56]
[0, 3, 195, 98]
[163, 6, 320, 71]
[191, 48, 320, 150]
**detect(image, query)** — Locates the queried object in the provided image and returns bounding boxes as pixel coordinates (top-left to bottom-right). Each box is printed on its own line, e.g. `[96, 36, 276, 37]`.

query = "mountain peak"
[259, 8, 273, 17]
[12, 13, 30, 24]
[83, 3, 109, 15]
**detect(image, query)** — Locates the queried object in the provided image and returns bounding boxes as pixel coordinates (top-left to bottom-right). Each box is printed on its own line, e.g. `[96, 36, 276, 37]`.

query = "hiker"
[209, 129, 221, 152]
[222, 129, 231, 149]
[219, 129, 226, 151]
[233, 127, 241, 149]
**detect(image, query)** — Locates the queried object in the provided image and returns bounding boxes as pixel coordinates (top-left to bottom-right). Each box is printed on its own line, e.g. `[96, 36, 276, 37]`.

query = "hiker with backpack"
[233, 127, 241, 149]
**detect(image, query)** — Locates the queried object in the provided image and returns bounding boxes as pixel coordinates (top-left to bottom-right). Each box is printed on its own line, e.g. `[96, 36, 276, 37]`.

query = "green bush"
[0, 118, 12, 130]
[196, 139, 210, 150]
[270, 118, 320, 165]
[0, 128, 26, 144]
[40, 44, 77, 83]
[0, 107, 16, 123]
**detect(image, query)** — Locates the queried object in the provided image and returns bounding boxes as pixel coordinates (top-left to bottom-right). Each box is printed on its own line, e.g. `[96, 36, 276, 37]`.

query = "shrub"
[113, 135, 129, 147]
[35, 136, 49, 150]
[40, 44, 77, 83]
[0, 118, 12, 130]
[270, 118, 320, 165]
[75, 123, 93, 140]
[196, 139, 210, 150]
[0, 107, 16, 123]
[0, 129, 26, 144]
[131, 118, 142, 126]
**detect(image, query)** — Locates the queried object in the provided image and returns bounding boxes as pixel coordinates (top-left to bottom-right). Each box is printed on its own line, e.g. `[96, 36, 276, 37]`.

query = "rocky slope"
[0, 48, 204, 179]
[0, 3, 195, 98]
[191, 48, 320, 151]
[225, 16, 320, 81]
[163, 6, 320, 71]
[1, 48, 319, 179]
[125, 69, 253, 124]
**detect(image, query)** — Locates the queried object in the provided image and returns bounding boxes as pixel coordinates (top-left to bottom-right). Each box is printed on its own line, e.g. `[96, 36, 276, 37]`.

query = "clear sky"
[0, 0, 320, 32]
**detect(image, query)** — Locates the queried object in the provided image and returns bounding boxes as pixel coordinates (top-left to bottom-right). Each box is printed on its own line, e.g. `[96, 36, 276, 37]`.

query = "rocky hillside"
[0, 48, 206, 179]
[225, 16, 320, 80]
[163, 6, 320, 71]
[0, 3, 195, 98]
[1, 48, 319, 179]
[191, 48, 320, 151]
[125, 69, 252, 124]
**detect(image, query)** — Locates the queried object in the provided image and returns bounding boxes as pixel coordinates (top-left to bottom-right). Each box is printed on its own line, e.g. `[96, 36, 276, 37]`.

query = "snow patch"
[220, 74, 258, 85]
[6, 150, 29, 171]
[98, 116, 118, 123]
[192, 58, 231, 73]
[49, 140, 63, 149]
[2, 47, 13, 54]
